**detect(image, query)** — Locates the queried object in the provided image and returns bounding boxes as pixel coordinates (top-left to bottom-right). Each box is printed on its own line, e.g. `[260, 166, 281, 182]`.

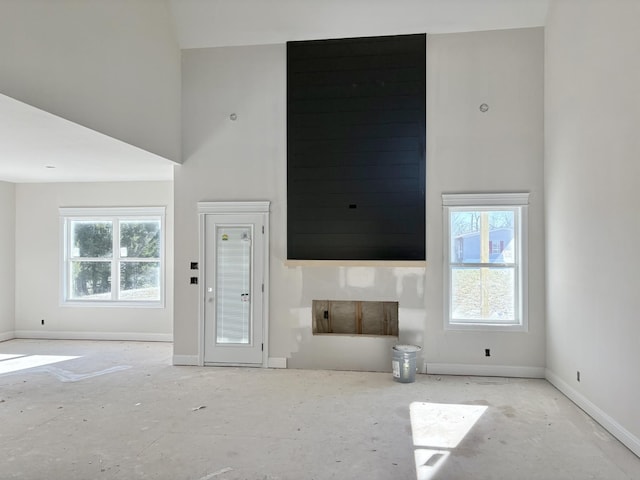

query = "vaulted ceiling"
[0, 0, 548, 183]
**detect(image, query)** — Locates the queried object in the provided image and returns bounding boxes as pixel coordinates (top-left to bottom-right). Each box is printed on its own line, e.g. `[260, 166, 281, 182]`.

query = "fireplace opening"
[312, 300, 399, 336]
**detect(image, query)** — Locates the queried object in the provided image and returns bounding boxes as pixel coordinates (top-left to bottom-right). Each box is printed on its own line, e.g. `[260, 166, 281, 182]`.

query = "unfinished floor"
[0, 340, 638, 480]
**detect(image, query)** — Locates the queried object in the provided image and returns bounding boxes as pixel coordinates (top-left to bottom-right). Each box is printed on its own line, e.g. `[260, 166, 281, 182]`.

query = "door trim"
[197, 201, 270, 367]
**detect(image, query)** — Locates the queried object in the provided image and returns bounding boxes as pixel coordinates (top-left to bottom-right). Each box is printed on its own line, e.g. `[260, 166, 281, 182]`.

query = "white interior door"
[203, 212, 266, 365]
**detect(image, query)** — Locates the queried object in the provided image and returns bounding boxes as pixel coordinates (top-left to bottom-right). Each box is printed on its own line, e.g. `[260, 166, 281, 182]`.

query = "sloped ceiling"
[0, 0, 548, 183]
[0, 0, 180, 183]
[0, 94, 175, 183]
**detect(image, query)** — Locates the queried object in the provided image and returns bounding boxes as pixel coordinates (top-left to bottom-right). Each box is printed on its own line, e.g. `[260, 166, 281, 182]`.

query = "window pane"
[71, 221, 112, 258]
[450, 211, 514, 264]
[451, 267, 515, 322]
[120, 220, 160, 258]
[119, 262, 160, 301]
[70, 261, 111, 299]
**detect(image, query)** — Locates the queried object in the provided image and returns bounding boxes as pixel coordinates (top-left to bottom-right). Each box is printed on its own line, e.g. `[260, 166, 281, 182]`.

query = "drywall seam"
[546, 369, 640, 458]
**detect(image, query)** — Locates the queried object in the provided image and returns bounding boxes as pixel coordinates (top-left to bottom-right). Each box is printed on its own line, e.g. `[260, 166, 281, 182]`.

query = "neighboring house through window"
[60, 207, 165, 307]
[443, 193, 529, 331]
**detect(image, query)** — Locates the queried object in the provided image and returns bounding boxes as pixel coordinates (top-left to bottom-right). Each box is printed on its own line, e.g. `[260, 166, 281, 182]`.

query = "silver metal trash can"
[392, 344, 422, 383]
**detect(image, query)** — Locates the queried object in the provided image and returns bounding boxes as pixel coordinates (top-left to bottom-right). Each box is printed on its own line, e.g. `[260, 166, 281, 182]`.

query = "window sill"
[61, 301, 164, 309]
[445, 322, 528, 333]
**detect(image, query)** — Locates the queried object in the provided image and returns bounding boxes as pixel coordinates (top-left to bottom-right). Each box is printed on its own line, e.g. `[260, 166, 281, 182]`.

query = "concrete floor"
[0, 340, 638, 480]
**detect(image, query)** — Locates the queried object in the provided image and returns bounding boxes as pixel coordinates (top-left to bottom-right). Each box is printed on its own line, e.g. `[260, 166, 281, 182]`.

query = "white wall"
[176, 27, 545, 373]
[424, 28, 545, 375]
[0, 0, 181, 162]
[15, 182, 174, 341]
[175, 44, 286, 361]
[0, 181, 15, 340]
[545, 0, 640, 456]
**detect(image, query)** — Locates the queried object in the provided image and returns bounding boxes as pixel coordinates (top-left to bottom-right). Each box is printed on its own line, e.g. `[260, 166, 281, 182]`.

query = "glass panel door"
[215, 226, 252, 344]
[203, 209, 266, 366]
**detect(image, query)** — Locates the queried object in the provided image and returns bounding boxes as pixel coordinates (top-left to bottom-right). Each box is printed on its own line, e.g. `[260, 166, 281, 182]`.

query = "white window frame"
[60, 207, 166, 308]
[442, 193, 529, 332]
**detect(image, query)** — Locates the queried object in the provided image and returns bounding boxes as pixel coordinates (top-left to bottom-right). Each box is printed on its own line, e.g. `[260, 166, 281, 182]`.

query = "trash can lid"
[393, 344, 422, 353]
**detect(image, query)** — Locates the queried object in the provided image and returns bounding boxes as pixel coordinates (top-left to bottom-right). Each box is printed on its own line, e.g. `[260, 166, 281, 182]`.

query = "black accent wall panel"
[287, 34, 426, 260]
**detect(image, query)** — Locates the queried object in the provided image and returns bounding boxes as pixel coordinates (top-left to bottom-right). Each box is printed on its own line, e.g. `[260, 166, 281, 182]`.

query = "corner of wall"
[546, 368, 640, 458]
[0, 181, 16, 338]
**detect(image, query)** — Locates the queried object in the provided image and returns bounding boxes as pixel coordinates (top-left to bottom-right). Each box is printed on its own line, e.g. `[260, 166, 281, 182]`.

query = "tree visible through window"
[443, 194, 529, 331]
[119, 220, 161, 300]
[61, 207, 164, 306]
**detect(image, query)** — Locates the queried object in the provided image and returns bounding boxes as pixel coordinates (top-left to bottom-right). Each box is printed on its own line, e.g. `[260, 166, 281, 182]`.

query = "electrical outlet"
[485, 348, 491, 357]
[41, 319, 45, 326]
[577, 371, 580, 382]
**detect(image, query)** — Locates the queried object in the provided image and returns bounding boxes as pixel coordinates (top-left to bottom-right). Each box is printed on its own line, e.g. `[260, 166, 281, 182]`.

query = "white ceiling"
[1, 0, 549, 184]
[0, 94, 175, 183]
[169, 0, 549, 49]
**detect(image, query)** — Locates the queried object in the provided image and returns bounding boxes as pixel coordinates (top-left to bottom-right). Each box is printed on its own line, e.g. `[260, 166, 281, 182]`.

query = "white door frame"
[197, 201, 270, 367]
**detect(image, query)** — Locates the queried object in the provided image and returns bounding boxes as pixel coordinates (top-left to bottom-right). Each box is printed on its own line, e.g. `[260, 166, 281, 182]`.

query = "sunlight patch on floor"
[414, 449, 450, 480]
[410, 402, 488, 480]
[0, 354, 25, 361]
[0, 355, 80, 375]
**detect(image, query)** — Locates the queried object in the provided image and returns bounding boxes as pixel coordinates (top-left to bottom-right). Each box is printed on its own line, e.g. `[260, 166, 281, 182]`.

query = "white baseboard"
[14, 330, 173, 342]
[171, 356, 286, 368]
[0, 331, 15, 342]
[268, 357, 287, 369]
[427, 363, 545, 379]
[545, 368, 640, 458]
[172, 355, 200, 366]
